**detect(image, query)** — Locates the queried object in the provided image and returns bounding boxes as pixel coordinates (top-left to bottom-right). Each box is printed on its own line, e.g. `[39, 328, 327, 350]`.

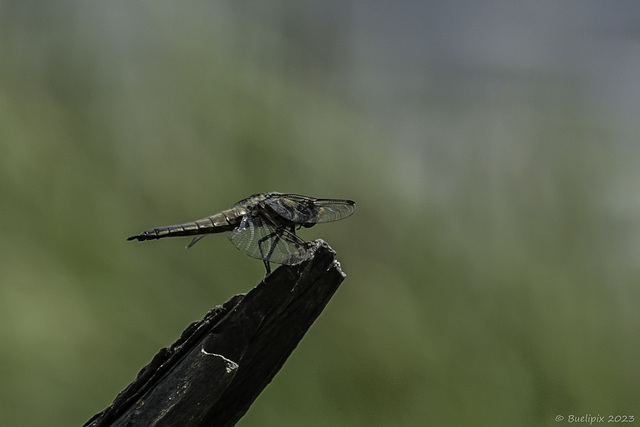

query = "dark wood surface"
[84, 240, 346, 427]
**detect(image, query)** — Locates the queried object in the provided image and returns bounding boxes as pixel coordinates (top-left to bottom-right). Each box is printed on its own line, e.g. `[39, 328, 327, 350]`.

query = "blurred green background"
[1, 1, 639, 426]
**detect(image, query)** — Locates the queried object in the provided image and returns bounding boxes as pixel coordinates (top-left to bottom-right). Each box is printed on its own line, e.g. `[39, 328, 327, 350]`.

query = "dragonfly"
[127, 192, 356, 273]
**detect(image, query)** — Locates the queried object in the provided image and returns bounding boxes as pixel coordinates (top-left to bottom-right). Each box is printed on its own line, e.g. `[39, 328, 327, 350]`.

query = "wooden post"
[85, 240, 346, 427]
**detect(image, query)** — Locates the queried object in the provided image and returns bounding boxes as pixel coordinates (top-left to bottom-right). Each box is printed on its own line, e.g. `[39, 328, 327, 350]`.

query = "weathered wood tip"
[85, 240, 346, 427]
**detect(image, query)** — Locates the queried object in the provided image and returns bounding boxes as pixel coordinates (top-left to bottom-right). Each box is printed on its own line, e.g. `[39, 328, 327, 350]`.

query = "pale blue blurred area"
[1, 1, 639, 426]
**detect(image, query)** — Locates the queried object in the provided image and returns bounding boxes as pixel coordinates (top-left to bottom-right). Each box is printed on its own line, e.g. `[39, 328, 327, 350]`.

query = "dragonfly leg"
[257, 228, 283, 274]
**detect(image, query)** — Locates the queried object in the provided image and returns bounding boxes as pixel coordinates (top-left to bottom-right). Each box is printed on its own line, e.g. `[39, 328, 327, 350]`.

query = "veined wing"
[228, 212, 313, 265]
[264, 194, 356, 225]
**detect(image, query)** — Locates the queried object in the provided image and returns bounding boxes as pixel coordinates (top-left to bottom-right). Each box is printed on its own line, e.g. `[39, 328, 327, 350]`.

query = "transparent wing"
[228, 212, 313, 265]
[265, 194, 356, 224]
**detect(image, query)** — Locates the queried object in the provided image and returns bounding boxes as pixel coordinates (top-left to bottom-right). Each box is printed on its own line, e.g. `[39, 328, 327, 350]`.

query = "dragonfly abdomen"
[127, 210, 240, 242]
